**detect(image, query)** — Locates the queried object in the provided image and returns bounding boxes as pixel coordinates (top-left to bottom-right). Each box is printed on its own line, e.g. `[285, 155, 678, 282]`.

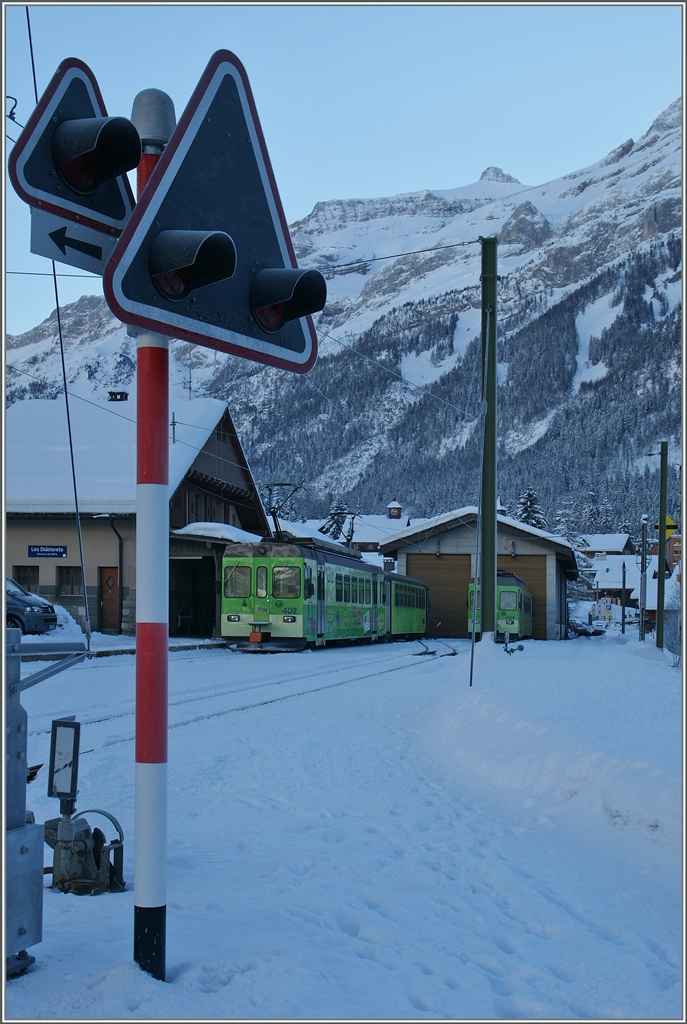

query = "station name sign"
[28, 545, 67, 558]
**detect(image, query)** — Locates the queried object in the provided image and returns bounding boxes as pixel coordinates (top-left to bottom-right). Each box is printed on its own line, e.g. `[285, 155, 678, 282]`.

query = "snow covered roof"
[378, 506, 576, 553]
[589, 553, 672, 611]
[582, 533, 634, 554]
[172, 522, 262, 544]
[6, 391, 230, 513]
[302, 513, 431, 548]
[589, 553, 643, 590]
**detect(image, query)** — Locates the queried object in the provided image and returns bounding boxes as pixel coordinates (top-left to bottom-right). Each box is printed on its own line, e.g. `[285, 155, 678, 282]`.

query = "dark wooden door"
[99, 567, 119, 633]
[406, 554, 472, 637]
[497, 554, 547, 639]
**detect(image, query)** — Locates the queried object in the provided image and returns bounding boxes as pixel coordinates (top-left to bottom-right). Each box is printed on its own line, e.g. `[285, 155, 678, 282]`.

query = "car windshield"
[6, 577, 30, 597]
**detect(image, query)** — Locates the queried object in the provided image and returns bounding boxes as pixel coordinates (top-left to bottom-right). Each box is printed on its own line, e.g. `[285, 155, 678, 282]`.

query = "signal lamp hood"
[148, 229, 237, 300]
[250, 268, 326, 333]
[51, 116, 141, 194]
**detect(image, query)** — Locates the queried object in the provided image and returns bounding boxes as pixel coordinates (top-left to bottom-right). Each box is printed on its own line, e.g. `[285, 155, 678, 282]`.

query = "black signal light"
[51, 116, 141, 194]
[249, 268, 326, 334]
[148, 229, 237, 301]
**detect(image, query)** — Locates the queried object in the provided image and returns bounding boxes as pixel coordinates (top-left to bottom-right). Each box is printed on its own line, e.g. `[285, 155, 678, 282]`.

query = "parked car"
[6, 577, 58, 634]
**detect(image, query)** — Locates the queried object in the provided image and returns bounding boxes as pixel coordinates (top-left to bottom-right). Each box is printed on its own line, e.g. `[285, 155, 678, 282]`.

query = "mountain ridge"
[7, 98, 682, 536]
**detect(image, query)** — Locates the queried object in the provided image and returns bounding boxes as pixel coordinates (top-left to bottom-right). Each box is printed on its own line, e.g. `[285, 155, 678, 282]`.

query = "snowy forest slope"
[6, 99, 682, 530]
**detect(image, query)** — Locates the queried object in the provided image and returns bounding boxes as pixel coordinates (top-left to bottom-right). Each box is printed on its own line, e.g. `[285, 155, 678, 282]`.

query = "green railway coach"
[467, 571, 533, 641]
[221, 538, 428, 650]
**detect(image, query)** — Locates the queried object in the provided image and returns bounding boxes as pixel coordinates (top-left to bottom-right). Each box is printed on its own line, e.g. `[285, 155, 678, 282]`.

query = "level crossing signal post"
[104, 52, 326, 983]
[9, 50, 326, 985]
[128, 88, 176, 982]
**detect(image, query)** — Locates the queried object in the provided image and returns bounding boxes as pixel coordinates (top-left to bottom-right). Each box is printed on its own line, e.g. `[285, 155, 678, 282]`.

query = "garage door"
[498, 554, 547, 639]
[406, 554, 472, 637]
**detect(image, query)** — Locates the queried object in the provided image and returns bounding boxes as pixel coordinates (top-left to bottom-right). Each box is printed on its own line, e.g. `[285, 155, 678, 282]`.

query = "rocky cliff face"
[6, 100, 682, 532]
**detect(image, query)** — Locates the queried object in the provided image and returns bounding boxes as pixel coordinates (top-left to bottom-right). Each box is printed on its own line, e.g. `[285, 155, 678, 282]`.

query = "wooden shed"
[379, 506, 578, 640]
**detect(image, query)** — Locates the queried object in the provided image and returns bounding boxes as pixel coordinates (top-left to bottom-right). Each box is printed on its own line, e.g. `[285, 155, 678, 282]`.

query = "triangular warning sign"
[104, 50, 319, 373]
[8, 58, 135, 236]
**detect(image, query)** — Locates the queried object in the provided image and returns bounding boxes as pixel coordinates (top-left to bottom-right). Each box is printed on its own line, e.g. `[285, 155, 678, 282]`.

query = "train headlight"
[283, 615, 296, 623]
[227, 614, 240, 622]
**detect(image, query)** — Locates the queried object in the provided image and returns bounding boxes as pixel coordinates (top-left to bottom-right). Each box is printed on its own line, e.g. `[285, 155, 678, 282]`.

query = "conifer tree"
[514, 485, 548, 529]
[320, 500, 349, 541]
[597, 498, 614, 533]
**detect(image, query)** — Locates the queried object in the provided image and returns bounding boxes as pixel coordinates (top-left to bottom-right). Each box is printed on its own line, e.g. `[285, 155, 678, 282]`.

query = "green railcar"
[221, 538, 428, 650]
[390, 578, 429, 638]
[467, 571, 533, 641]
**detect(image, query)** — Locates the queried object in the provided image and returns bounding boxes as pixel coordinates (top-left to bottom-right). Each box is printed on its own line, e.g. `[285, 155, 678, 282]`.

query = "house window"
[58, 566, 83, 595]
[196, 494, 206, 521]
[14, 566, 39, 591]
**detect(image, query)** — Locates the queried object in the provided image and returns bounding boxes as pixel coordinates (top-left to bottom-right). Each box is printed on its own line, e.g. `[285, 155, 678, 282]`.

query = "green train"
[221, 537, 428, 650]
[467, 571, 533, 641]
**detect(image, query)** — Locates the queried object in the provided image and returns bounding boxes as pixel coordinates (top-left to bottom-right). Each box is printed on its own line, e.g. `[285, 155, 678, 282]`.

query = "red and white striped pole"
[130, 89, 176, 981]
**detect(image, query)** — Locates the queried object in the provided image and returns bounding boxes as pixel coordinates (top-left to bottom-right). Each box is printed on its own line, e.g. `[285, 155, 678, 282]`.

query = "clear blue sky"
[4, 3, 683, 336]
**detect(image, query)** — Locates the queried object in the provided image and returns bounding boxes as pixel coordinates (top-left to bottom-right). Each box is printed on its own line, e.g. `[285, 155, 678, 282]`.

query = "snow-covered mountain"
[6, 99, 682, 531]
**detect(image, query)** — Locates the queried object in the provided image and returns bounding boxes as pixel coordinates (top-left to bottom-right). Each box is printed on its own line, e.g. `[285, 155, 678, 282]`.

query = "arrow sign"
[30, 207, 117, 275]
[104, 50, 319, 374]
[655, 516, 677, 537]
[49, 227, 102, 261]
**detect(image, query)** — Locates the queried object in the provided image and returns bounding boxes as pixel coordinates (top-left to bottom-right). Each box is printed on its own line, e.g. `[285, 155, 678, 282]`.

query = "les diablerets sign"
[28, 546, 67, 558]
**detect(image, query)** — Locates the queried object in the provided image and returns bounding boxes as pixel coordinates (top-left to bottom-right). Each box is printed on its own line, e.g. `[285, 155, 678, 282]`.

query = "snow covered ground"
[7, 624, 683, 1020]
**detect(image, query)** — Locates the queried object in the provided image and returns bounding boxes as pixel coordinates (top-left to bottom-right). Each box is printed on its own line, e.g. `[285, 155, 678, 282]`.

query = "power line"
[7, 272, 102, 280]
[321, 238, 480, 276]
[318, 328, 479, 421]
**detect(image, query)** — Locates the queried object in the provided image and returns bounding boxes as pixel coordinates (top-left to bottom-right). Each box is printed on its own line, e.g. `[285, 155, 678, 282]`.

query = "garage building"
[379, 507, 578, 640]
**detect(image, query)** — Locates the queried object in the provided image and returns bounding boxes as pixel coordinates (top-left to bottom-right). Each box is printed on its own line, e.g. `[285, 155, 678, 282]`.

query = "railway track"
[27, 641, 467, 753]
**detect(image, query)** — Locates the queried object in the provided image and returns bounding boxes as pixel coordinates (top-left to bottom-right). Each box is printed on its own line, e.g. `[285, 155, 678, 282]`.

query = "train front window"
[469, 590, 481, 610]
[499, 590, 517, 611]
[256, 565, 267, 599]
[224, 564, 251, 598]
[273, 565, 301, 599]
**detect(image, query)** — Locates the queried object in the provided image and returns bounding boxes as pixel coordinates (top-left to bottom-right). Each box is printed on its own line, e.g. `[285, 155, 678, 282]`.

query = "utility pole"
[656, 440, 668, 649]
[621, 561, 626, 634]
[639, 514, 648, 642]
[479, 237, 498, 639]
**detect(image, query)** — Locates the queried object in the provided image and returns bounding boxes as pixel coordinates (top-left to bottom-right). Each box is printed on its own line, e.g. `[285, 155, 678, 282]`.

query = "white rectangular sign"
[31, 207, 118, 276]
